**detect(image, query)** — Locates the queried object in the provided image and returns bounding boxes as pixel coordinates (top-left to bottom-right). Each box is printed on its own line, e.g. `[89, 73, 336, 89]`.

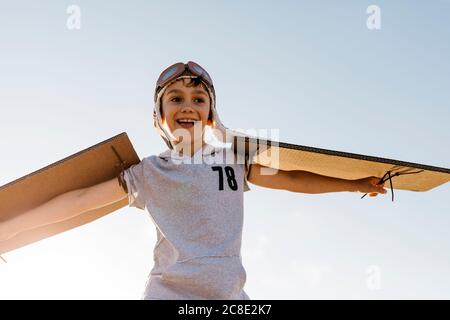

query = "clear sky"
[0, 0, 449, 299]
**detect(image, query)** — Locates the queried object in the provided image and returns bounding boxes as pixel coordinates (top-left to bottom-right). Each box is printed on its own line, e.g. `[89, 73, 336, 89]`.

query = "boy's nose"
[180, 104, 195, 112]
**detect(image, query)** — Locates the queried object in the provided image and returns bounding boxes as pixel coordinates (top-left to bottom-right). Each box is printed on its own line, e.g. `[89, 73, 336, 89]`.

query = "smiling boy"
[0, 61, 387, 299]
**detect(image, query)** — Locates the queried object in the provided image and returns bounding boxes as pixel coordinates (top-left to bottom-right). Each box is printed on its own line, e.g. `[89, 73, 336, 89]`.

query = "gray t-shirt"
[122, 143, 251, 300]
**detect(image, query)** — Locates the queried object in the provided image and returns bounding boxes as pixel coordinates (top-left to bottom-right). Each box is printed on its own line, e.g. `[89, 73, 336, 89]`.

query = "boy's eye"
[169, 96, 205, 103]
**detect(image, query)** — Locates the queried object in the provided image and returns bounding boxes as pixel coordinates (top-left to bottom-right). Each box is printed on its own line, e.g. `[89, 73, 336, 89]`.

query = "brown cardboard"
[0, 132, 140, 254]
[232, 135, 450, 192]
[2, 132, 448, 255]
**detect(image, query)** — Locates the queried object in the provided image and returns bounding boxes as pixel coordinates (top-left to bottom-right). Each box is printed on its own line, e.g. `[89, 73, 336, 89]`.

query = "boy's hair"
[160, 77, 213, 123]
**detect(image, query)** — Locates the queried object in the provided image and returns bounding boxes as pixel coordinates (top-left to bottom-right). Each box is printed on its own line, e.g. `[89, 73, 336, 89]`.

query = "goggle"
[154, 61, 215, 102]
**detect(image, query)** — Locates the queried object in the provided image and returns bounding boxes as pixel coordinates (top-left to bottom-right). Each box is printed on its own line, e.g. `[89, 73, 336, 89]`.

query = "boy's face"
[161, 78, 211, 144]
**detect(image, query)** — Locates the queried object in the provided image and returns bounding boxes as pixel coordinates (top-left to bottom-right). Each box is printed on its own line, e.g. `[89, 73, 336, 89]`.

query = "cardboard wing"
[0, 132, 140, 254]
[232, 135, 450, 193]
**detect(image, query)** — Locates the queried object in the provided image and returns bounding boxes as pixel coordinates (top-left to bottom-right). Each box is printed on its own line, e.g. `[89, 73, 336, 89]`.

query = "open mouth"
[176, 119, 198, 129]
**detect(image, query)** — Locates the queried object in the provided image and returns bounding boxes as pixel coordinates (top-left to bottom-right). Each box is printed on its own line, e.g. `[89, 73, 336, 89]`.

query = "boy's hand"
[355, 176, 387, 197]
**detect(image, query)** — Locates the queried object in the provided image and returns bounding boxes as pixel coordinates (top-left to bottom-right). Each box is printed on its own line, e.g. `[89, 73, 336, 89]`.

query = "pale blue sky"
[0, 1, 449, 299]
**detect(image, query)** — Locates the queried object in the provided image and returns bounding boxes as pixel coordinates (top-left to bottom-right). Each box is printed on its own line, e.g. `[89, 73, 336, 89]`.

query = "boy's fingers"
[370, 177, 384, 186]
[372, 187, 387, 195]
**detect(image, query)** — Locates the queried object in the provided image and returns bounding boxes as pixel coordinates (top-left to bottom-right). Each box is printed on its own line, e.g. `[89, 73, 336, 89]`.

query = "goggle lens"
[161, 66, 178, 82]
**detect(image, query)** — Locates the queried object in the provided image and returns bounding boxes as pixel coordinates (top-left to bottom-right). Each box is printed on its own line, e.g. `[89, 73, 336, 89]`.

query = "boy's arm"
[0, 177, 127, 242]
[247, 163, 387, 195]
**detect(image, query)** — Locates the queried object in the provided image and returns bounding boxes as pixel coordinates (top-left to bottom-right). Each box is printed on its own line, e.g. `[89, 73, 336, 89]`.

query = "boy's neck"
[173, 139, 205, 158]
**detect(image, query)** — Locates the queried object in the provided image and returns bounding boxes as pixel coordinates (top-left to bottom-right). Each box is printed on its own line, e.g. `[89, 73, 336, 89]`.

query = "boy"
[0, 61, 387, 299]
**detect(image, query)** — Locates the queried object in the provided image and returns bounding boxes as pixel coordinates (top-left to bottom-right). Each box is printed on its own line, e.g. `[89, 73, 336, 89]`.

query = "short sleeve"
[122, 160, 147, 210]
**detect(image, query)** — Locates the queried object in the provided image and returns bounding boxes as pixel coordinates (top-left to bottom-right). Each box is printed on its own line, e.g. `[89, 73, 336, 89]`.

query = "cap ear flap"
[207, 109, 213, 125]
[159, 103, 165, 122]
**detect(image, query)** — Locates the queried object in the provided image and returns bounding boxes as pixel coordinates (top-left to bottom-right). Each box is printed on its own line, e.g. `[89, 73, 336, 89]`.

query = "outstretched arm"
[247, 163, 387, 195]
[0, 177, 127, 242]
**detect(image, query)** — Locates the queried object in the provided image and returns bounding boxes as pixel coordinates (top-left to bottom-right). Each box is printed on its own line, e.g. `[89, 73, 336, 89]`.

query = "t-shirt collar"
[158, 143, 220, 160]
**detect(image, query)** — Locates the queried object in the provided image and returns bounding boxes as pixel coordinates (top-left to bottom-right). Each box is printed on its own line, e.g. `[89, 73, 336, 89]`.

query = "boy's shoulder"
[141, 144, 244, 164]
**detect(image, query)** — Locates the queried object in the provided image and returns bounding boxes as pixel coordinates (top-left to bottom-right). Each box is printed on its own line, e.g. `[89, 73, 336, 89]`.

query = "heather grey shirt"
[122, 143, 251, 300]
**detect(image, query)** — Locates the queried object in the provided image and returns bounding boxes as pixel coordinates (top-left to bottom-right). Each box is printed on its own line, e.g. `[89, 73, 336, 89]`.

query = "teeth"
[178, 119, 196, 123]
